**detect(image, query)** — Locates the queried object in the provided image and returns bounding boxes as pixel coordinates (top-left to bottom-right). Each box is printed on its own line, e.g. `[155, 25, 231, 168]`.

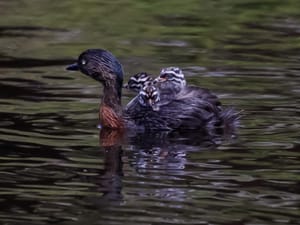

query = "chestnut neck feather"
[102, 83, 122, 110]
[99, 80, 124, 129]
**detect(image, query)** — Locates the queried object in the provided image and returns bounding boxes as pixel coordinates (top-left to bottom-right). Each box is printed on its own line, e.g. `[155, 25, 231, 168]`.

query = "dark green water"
[1, 0, 300, 224]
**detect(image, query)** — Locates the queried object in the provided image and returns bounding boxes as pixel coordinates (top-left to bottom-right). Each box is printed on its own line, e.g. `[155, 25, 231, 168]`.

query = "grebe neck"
[99, 81, 124, 129]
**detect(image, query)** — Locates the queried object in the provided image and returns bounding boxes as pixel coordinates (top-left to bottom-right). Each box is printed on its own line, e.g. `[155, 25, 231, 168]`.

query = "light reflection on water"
[0, 0, 300, 224]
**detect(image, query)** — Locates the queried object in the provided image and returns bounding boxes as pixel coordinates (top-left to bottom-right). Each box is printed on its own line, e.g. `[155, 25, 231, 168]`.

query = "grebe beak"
[66, 63, 79, 71]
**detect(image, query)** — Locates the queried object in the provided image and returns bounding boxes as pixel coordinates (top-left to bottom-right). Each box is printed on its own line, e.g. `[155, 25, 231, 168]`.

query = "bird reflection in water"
[97, 128, 124, 202]
[97, 126, 233, 203]
[127, 130, 221, 173]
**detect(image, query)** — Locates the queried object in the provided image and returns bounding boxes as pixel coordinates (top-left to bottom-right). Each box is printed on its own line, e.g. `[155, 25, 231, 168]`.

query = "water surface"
[0, 0, 300, 224]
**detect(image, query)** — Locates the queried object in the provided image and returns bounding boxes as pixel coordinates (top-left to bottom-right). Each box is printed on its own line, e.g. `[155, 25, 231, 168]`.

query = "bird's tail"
[219, 107, 243, 136]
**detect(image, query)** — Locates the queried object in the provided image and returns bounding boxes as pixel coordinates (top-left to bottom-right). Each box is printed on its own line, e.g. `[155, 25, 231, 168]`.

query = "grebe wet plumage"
[157, 67, 186, 93]
[137, 82, 160, 111]
[125, 66, 220, 112]
[67, 49, 239, 132]
[125, 67, 186, 110]
[124, 72, 160, 111]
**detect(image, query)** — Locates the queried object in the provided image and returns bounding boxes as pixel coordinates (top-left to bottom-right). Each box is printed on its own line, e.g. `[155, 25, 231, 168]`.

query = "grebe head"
[66, 49, 124, 97]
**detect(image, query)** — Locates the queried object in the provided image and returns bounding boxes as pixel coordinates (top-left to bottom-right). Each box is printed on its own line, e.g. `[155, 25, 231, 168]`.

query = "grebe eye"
[81, 59, 87, 65]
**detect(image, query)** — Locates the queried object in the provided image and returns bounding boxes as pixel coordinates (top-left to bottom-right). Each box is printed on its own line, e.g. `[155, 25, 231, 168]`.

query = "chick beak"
[155, 77, 167, 83]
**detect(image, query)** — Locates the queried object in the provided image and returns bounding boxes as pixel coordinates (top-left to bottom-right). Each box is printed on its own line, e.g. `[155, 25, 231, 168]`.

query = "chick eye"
[81, 59, 87, 65]
[161, 73, 173, 79]
[160, 73, 167, 78]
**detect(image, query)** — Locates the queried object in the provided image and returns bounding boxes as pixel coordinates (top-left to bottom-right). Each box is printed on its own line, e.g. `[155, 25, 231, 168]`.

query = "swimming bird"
[137, 81, 160, 111]
[157, 66, 186, 93]
[123, 72, 161, 110]
[153, 66, 187, 106]
[156, 66, 222, 112]
[125, 67, 185, 110]
[124, 72, 161, 111]
[66, 49, 239, 132]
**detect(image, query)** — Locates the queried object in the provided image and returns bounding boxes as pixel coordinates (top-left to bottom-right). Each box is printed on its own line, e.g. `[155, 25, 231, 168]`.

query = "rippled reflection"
[1, 0, 300, 224]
